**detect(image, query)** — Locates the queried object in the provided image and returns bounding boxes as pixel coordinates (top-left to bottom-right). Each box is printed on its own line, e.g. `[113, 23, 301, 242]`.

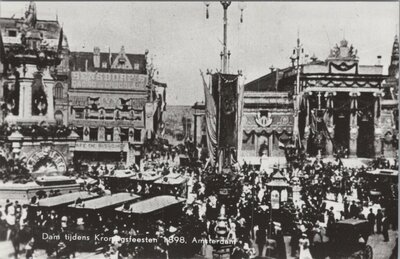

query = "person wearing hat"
[290, 225, 302, 257]
[5, 208, 15, 241]
[299, 232, 312, 259]
[76, 218, 85, 231]
[111, 229, 122, 246]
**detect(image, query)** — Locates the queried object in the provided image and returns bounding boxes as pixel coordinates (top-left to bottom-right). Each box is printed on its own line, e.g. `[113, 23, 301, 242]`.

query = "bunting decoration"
[201, 71, 217, 166]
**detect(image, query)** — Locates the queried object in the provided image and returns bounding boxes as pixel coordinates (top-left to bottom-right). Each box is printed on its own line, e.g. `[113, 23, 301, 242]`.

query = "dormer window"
[134, 63, 140, 70]
[118, 57, 126, 65]
[102, 61, 107, 69]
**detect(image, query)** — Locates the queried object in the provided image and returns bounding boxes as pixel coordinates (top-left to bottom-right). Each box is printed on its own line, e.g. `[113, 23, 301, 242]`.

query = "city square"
[0, 1, 398, 259]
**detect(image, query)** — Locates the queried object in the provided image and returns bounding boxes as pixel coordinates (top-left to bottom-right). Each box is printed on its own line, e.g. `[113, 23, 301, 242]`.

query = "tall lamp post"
[203, 2, 246, 258]
[204, 1, 246, 73]
[290, 36, 304, 149]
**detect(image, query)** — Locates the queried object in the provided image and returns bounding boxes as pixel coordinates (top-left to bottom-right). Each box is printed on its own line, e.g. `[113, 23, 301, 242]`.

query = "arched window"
[54, 83, 63, 100]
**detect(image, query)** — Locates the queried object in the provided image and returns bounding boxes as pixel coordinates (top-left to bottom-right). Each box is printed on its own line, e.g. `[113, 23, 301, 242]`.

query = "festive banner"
[212, 73, 239, 149]
[201, 72, 217, 166]
[236, 75, 245, 161]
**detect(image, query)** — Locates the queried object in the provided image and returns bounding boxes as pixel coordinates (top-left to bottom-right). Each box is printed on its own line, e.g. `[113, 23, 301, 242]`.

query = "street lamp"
[203, 1, 246, 73]
[238, 1, 246, 23]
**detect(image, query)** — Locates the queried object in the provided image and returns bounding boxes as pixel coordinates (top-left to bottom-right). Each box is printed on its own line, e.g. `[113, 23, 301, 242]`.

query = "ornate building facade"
[0, 2, 167, 172]
[68, 46, 166, 166]
[241, 36, 398, 161]
[0, 2, 77, 173]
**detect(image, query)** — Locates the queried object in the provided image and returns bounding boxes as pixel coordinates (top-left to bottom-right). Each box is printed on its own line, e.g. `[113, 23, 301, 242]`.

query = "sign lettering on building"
[75, 141, 128, 152]
[71, 71, 148, 90]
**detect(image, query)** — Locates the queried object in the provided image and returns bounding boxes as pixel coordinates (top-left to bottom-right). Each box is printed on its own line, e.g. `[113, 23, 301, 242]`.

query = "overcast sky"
[1, 1, 398, 105]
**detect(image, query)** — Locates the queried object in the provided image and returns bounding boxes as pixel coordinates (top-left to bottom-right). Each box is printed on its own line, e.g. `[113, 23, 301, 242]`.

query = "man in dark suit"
[367, 209, 376, 234]
[376, 209, 383, 234]
[349, 201, 358, 218]
[382, 214, 390, 242]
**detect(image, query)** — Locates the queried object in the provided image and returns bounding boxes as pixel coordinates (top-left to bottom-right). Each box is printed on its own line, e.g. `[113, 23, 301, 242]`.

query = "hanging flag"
[201, 71, 217, 166]
[0, 26, 6, 67]
[57, 27, 63, 53]
[212, 73, 239, 149]
[108, 47, 112, 70]
[236, 75, 245, 161]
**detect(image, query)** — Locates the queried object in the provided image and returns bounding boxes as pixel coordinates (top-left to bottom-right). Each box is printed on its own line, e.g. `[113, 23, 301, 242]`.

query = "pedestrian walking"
[367, 209, 375, 234]
[255, 225, 266, 257]
[382, 214, 390, 242]
[376, 209, 383, 234]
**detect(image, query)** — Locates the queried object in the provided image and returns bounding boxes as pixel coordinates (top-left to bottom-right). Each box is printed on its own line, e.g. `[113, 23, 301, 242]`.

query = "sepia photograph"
[0, 0, 398, 258]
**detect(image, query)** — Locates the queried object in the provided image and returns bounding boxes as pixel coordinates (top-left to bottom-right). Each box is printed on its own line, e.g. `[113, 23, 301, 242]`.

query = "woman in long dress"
[299, 233, 313, 259]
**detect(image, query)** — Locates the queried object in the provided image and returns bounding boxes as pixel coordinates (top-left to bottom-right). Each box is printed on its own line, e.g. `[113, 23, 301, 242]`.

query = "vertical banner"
[237, 75, 245, 163]
[201, 71, 218, 166]
[211, 73, 240, 167]
[215, 73, 239, 148]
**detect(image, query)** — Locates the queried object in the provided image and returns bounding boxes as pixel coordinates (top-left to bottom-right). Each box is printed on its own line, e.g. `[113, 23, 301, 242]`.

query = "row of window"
[74, 108, 143, 121]
[75, 127, 142, 142]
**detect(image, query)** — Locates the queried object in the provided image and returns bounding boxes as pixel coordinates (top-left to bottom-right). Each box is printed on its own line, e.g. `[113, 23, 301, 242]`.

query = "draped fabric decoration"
[329, 62, 358, 72]
[57, 27, 63, 53]
[201, 71, 217, 166]
[310, 111, 327, 149]
[120, 98, 131, 111]
[213, 73, 239, 149]
[236, 75, 245, 162]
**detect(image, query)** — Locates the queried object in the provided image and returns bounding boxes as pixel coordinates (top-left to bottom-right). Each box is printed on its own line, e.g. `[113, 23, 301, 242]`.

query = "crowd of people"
[0, 138, 398, 258]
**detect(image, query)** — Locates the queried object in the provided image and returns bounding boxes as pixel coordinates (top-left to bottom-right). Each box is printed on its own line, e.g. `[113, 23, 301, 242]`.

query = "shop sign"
[75, 141, 128, 152]
[71, 71, 148, 90]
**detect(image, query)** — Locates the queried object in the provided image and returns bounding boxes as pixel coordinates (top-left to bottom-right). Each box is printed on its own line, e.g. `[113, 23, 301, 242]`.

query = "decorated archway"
[26, 148, 67, 173]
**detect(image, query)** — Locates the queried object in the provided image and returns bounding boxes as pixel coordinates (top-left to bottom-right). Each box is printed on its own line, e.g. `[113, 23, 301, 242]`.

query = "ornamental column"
[324, 91, 336, 156]
[349, 92, 360, 157]
[20, 81, 32, 119]
[45, 81, 55, 122]
[302, 92, 311, 151]
[373, 91, 384, 156]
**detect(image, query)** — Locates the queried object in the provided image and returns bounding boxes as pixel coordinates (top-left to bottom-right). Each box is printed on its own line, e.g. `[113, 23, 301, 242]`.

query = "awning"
[103, 170, 136, 179]
[153, 174, 188, 185]
[69, 193, 140, 210]
[366, 169, 398, 177]
[130, 171, 163, 181]
[36, 192, 99, 207]
[116, 195, 185, 214]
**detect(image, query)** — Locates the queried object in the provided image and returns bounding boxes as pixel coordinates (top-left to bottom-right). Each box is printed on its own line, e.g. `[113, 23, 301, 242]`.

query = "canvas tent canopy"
[130, 171, 163, 182]
[103, 170, 137, 178]
[366, 169, 398, 177]
[116, 195, 185, 214]
[153, 173, 188, 185]
[34, 191, 99, 207]
[69, 192, 140, 210]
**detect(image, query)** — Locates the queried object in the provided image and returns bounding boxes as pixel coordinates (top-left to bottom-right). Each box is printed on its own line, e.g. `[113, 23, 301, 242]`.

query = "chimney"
[377, 55, 382, 66]
[93, 47, 100, 68]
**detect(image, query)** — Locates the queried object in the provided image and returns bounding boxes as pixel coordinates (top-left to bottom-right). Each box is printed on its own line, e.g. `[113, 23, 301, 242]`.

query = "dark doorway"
[333, 93, 350, 152]
[357, 93, 375, 158]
